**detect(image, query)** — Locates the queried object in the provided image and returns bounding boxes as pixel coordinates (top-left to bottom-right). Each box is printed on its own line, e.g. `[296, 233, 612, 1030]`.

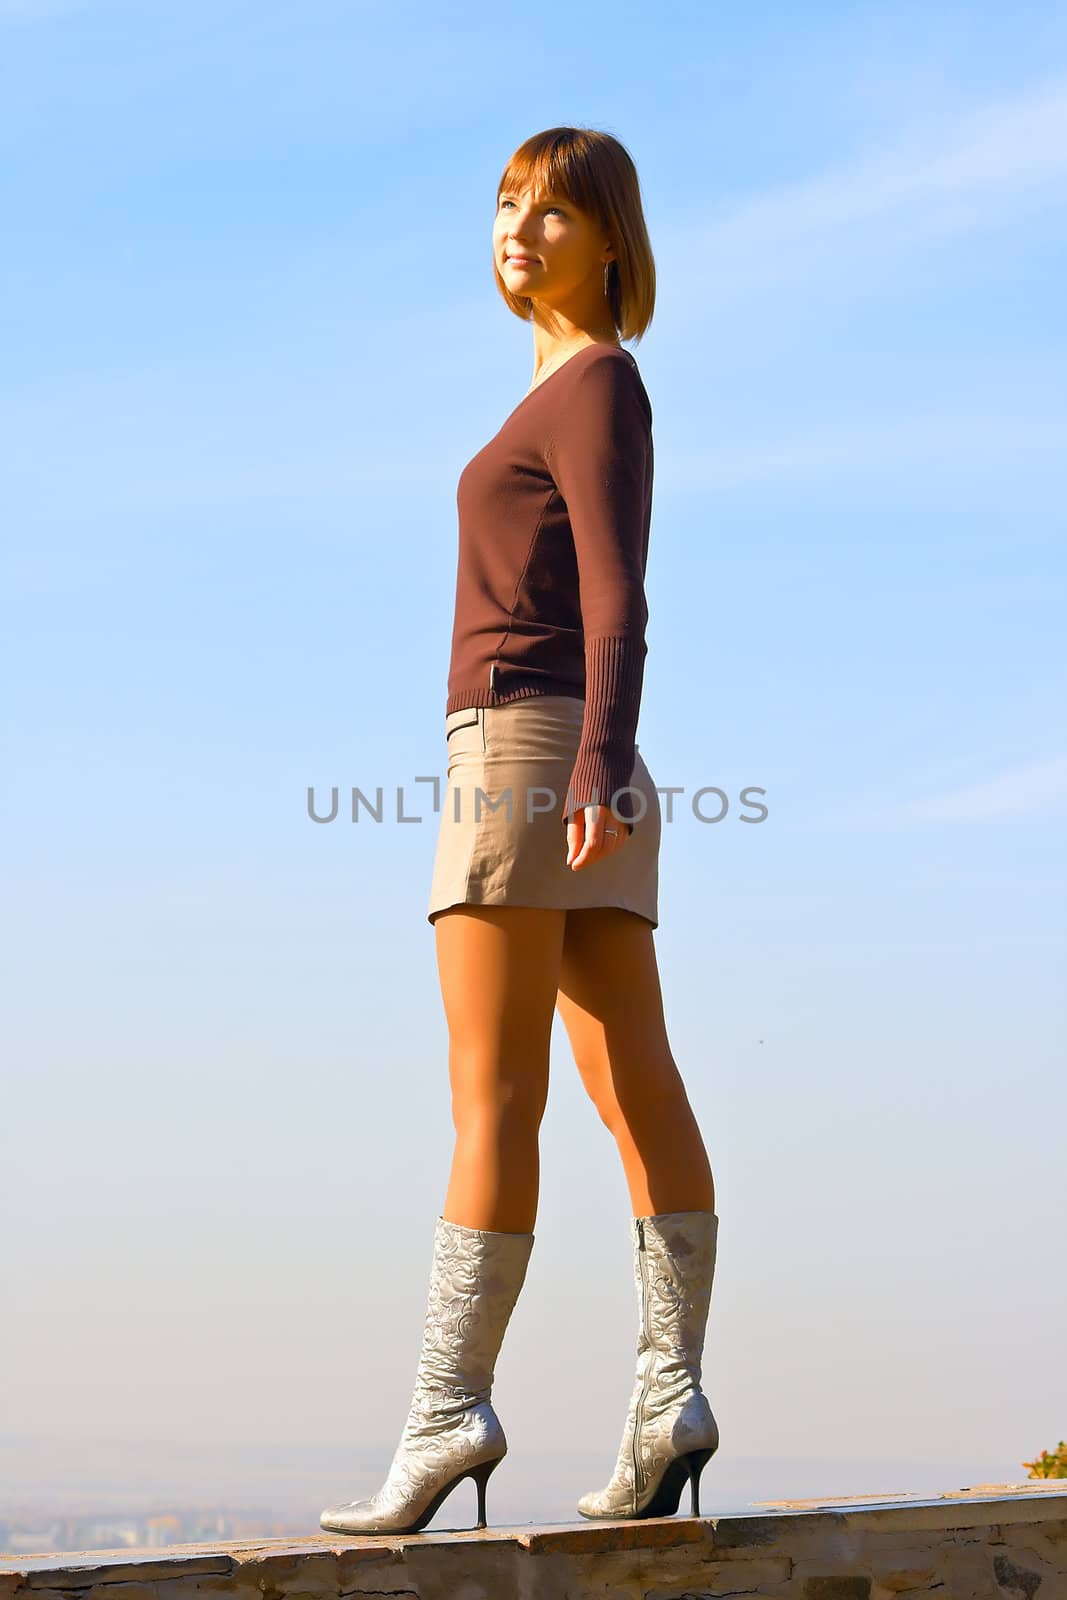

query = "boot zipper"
[632, 1216, 651, 1510]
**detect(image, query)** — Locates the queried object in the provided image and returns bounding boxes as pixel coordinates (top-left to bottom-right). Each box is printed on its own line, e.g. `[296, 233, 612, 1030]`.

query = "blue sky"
[2, 0, 1065, 1529]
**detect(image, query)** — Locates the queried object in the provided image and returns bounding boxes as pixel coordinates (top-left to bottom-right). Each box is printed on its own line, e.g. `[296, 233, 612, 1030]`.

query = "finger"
[564, 816, 584, 868]
[570, 806, 607, 869]
[570, 827, 599, 869]
[570, 837, 596, 869]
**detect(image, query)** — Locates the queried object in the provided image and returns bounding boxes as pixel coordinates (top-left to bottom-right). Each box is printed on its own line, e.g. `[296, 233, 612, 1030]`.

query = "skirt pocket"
[445, 706, 485, 763]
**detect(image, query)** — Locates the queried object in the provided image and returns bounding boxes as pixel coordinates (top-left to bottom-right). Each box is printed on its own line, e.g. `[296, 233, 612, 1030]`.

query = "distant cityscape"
[0, 1438, 1015, 1560]
[1, 1506, 305, 1557]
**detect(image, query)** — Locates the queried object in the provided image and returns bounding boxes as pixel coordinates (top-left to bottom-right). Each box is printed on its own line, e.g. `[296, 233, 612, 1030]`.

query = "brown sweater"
[445, 342, 653, 828]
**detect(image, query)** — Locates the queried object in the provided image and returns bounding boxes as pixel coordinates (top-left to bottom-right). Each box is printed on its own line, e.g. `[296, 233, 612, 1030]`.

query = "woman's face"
[494, 184, 611, 306]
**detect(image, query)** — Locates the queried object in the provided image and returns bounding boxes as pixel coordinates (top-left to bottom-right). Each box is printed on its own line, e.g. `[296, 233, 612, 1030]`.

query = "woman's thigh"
[434, 904, 567, 1120]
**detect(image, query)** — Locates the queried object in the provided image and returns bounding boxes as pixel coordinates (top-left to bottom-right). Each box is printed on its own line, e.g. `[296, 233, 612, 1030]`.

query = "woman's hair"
[493, 126, 655, 342]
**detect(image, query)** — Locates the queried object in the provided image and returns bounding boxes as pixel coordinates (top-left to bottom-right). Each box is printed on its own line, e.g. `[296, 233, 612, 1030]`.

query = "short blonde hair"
[493, 126, 655, 343]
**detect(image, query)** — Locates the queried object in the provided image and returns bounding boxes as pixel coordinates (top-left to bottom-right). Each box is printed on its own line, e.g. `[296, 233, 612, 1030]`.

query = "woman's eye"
[499, 199, 566, 215]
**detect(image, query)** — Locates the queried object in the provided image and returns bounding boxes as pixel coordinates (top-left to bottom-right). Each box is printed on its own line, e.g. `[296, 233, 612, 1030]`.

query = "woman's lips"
[506, 255, 539, 265]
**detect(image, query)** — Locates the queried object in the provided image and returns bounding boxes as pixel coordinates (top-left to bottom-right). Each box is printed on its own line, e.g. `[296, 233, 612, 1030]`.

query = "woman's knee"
[448, 1052, 550, 1136]
[571, 1049, 624, 1133]
[580, 1050, 686, 1142]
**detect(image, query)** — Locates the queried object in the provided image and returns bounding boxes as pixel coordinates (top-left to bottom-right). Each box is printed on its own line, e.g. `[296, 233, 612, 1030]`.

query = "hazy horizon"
[2, 1426, 1048, 1539]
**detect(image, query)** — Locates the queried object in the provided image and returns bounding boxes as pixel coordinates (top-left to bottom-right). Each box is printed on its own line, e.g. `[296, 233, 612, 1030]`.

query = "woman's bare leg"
[433, 904, 567, 1233]
[556, 906, 715, 1215]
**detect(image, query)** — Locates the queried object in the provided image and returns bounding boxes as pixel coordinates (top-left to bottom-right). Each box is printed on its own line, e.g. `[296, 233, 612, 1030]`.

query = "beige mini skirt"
[427, 694, 660, 928]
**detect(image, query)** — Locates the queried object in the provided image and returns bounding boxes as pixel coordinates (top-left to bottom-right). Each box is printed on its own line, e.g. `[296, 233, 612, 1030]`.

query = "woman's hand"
[565, 804, 631, 871]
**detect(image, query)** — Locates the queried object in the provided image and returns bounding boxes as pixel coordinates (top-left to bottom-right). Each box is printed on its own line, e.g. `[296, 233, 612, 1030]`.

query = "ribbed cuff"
[563, 635, 646, 827]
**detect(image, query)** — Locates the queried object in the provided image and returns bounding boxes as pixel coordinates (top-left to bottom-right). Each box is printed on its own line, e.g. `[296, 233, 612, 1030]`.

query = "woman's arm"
[545, 352, 652, 833]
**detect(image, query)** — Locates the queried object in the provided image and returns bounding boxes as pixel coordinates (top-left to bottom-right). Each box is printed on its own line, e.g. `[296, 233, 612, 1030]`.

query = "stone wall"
[3, 1483, 1065, 1600]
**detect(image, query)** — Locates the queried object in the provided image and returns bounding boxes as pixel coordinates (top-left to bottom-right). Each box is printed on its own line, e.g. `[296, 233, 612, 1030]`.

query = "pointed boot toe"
[576, 1486, 621, 1519]
[319, 1496, 379, 1534]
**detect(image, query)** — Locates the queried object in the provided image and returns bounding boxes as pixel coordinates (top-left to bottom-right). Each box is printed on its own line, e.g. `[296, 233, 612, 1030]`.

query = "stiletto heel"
[686, 1446, 715, 1516]
[386, 1451, 503, 1534]
[469, 1456, 500, 1528]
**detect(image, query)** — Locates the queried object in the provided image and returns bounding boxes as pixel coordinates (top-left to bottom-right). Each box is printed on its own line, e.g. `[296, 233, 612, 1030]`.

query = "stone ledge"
[2, 1482, 1066, 1600]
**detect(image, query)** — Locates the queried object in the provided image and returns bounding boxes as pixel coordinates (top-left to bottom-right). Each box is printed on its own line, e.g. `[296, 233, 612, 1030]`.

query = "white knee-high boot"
[320, 1214, 535, 1534]
[578, 1209, 720, 1519]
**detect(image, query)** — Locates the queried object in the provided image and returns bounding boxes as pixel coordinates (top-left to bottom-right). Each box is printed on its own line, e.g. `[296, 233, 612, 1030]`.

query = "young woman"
[320, 126, 720, 1536]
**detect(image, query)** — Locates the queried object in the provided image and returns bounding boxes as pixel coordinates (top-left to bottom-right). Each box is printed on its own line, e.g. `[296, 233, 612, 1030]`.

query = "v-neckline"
[499, 342, 633, 431]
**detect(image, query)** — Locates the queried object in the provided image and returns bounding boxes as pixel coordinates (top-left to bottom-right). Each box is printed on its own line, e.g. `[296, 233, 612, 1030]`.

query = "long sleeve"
[544, 352, 652, 830]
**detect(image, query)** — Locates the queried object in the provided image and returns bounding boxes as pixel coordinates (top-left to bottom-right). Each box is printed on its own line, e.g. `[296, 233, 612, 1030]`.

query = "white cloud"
[666, 75, 1067, 296]
[895, 756, 1067, 822]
